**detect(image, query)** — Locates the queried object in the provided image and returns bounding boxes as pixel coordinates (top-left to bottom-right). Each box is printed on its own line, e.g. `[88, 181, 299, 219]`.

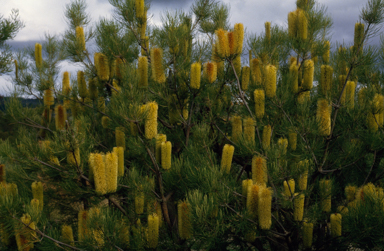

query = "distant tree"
[2, 0, 384, 250]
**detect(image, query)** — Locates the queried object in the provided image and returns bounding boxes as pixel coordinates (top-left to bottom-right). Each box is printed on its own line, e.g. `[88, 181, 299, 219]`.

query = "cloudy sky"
[0, 0, 377, 95]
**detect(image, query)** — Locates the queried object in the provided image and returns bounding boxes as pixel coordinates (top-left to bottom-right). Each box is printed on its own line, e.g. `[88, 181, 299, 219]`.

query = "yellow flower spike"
[243, 117, 255, 144]
[96, 53, 110, 81]
[277, 138, 288, 155]
[298, 160, 309, 191]
[302, 59, 314, 90]
[354, 22, 365, 53]
[227, 31, 236, 55]
[78, 210, 88, 241]
[0, 164, 5, 183]
[297, 9, 308, 40]
[135, 188, 145, 214]
[55, 105, 67, 131]
[252, 156, 267, 186]
[120, 221, 130, 247]
[35, 43, 43, 69]
[265, 22, 271, 42]
[76, 26, 86, 51]
[330, 213, 342, 237]
[101, 116, 110, 129]
[294, 193, 305, 221]
[251, 58, 262, 83]
[139, 9, 147, 39]
[116, 127, 126, 150]
[317, 99, 331, 136]
[88, 77, 98, 101]
[147, 214, 160, 248]
[262, 125, 271, 150]
[43, 89, 54, 107]
[135, 0, 145, 19]
[254, 89, 265, 119]
[231, 115, 242, 143]
[241, 66, 250, 90]
[264, 64, 277, 98]
[215, 29, 229, 57]
[345, 186, 356, 202]
[61, 225, 75, 246]
[62, 71, 71, 95]
[113, 147, 124, 177]
[288, 11, 297, 38]
[151, 48, 166, 84]
[319, 179, 332, 212]
[288, 130, 297, 150]
[138, 56, 148, 88]
[247, 184, 260, 219]
[145, 102, 158, 140]
[242, 179, 253, 202]
[161, 141, 172, 170]
[367, 112, 378, 132]
[283, 179, 295, 197]
[234, 23, 244, 54]
[323, 41, 330, 63]
[297, 91, 311, 105]
[258, 186, 272, 230]
[190, 62, 201, 89]
[93, 153, 107, 195]
[303, 221, 314, 248]
[106, 151, 118, 193]
[77, 71, 88, 100]
[205, 62, 217, 84]
[67, 146, 81, 166]
[289, 63, 299, 94]
[14, 59, 18, 79]
[31, 181, 44, 211]
[337, 206, 349, 215]
[16, 214, 36, 250]
[345, 81, 356, 109]
[320, 65, 333, 96]
[178, 201, 192, 240]
[155, 134, 167, 161]
[221, 144, 235, 174]
[372, 94, 384, 114]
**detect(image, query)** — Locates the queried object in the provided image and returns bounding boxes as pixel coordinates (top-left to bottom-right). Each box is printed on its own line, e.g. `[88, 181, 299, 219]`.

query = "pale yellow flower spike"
[35, 43, 42, 69]
[243, 117, 255, 144]
[190, 62, 201, 89]
[138, 56, 148, 88]
[330, 213, 342, 237]
[316, 99, 331, 136]
[234, 23, 244, 54]
[147, 214, 160, 248]
[241, 66, 250, 90]
[254, 89, 265, 119]
[231, 115, 242, 143]
[106, 151, 118, 193]
[61, 225, 75, 246]
[151, 48, 166, 84]
[258, 186, 272, 230]
[215, 29, 229, 57]
[283, 179, 295, 197]
[161, 141, 172, 170]
[31, 181, 44, 211]
[265, 65, 277, 98]
[252, 156, 267, 186]
[220, 144, 235, 174]
[294, 193, 305, 221]
[76, 26, 86, 51]
[303, 221, 314, 248]
[247, 184, 260, 219]
[93, 153, 107, 195]
[302, 59, 314, 90]
[145, 102, 158, 140]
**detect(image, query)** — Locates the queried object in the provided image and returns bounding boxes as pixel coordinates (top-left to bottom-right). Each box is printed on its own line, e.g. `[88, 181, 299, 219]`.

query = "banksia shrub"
[178, 201, 192, 240]
[254, 89, 265, 119]
[227, 31, 235, 55]
[252, 156, 267, 185]
[297, 9, 308, 40]
[145, 102, 158, 140]
[294, 194, 305, 221]
[88, 77, 98, 100]
[345, 185, 356, 202]
[258, 187, 272, 229]
[95, 53, 110, 81]
[317, 99, 331, 136]
[345, 81, 356, 109]
[77, 71, 87, 99]
[330, 213, 342, 237]
[231, 115, 242, 143]
[76, 26, 86, 51]
[191, 62, 201, 89]
[138, 56, 148, 88]
[302, 59, 314, 90]
[147, 213, 160, 248]
[151, 48, 166, 84]
[262, 125, 271, 150]
[264, 64, 277, 98]
[62, 71, 71, 95]
[221, 144, 235, 174]
[35, 43, 43, 69]
[161, 141, 172, 170]
[288, 130, 297, 150]
[55, 104, 67, 130]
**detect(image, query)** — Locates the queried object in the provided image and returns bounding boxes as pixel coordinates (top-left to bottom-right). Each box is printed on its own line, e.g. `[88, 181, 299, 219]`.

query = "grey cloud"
[6, 40, 42, 51]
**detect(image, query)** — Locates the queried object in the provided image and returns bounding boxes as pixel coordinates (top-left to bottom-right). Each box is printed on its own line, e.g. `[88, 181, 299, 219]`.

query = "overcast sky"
[0, 0, 377, 95]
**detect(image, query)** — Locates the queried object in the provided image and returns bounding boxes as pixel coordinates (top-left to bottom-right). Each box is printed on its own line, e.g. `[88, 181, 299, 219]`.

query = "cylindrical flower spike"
[151, 48, 166, 84]
[258, 186, 272, 230]
[35, 43, 43, 69]
[298, 160, 309, 191]
[62, 71, 71, 95]
[135, 188, 145, 215]
[106, 151, 118, 193]
[16, 214, 36, 251]
[88, 77, 98, 101]
[302, 59, 314, 90]
[345, 81, 356, 109]
[61, 225, 75, 246]
[354, 22, 364, 53]
[288, 130, 297, 151]
[227, 31, 236, 55]
[264, 65, 277, 98]
[262, 125, 271, 150]
[116, 127, 126, 150]
[145, 102, 158, 140]
[161, 141, 172, 170]
[243, 117, 255, 144]
[231, 115, 242, 143]
[78, 210, 88, 241]
[215, 29, 229, 58]
[92, 153, 107, 195]
[330, 213, 342, 237]
[138, 56, 148, 88]
[303, 221, 314, 248]
[96, 53, 110, 81]
[76, 26, 86, 51]
[31, 181, 44, 211]
[14, 59, 18, 79]
[265, 22, 271, 42]
[254, 89, 265, 119]
[345, 185, 356, 202]
[55, 105, 67, 131]
[204, 62, 217, 84]
[242, 179, 253, 202]
[247, 184, 260, 219]
[155, 134, 166, 161]
[297, 9, 307, 40]
[251, 58, 262, 83]
[288, 11, 298, 38]
[277, 138, 288, 155]
[319, 179, 332, 212]
[297, 91, 311, 105]
[178, 201, 192, 240]
[101, 116, 110, 129]
[113, 147, 124, 177]
[283, 179, 295, 197]
[221, 144, 235, 174]
[44, 89, 54, 107]
[77, 71, 87, 100]
[135, 0, 145, 19]
[241, 66, 250, 90]
[317, 99, 331, 136]
[252, 156, 267, 186]
[190, 62, 201, 89]
[367, 112, 378, 132]
[234, 23, 244, 54]
[294, 194, 305, 221]
[289, 63, 299, 94]
[320, 65, 333, 97]
[323, 41, 330, 63]
[147, 213, 160, 248]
